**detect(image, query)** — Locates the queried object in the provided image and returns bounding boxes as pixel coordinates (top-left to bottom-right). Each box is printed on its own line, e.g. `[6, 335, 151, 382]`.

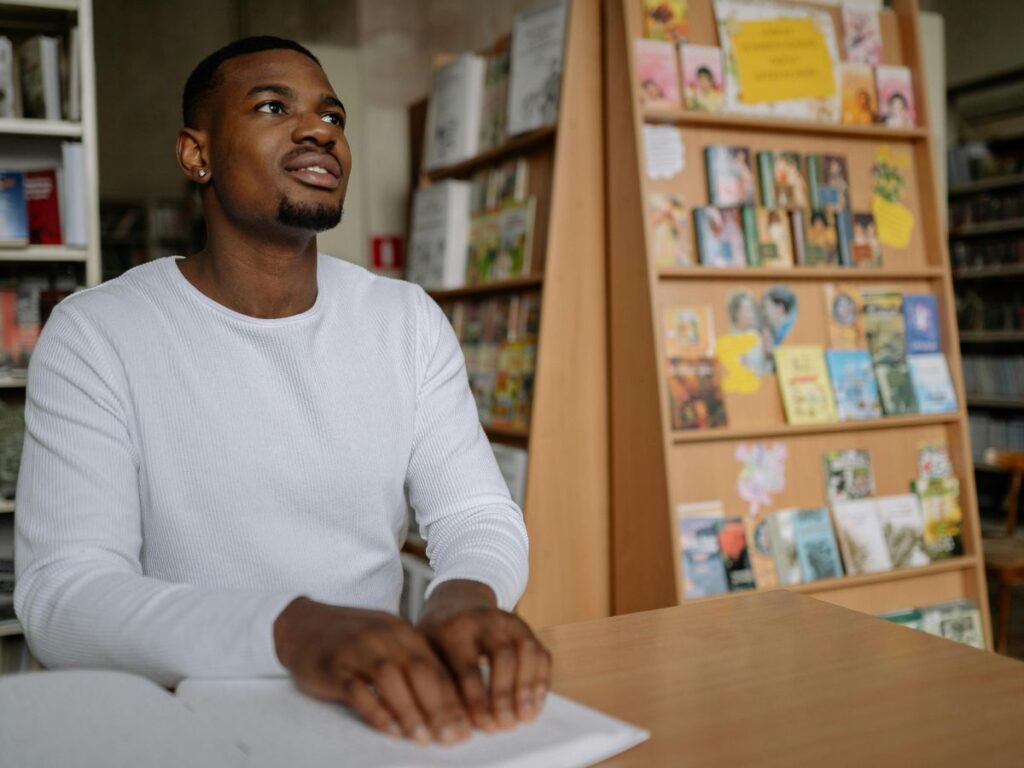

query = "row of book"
[949, 187, 1024, 231]
[880, 600, 985, 650]
[0, 558, 13, 623]
[969, 413, 1024, 459]
[947, 143, 1024, 189]
[0, 32, 80, 122]
[950, 234, 1024, 272]
[0, 273, 76, 376]
[422, 0, 566, 172]
[956, 289, 1024, 333]
[961, 355, 1024, 399]
[0, 400, 24, 500]
[0, 145, 88, 248]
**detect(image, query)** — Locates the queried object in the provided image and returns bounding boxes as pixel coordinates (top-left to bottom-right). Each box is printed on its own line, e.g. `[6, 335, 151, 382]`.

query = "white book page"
[177, 678, 650, 768]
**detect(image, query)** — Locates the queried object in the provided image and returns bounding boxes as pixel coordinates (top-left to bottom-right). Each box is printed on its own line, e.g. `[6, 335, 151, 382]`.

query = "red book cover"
[25, 169, 62, 244]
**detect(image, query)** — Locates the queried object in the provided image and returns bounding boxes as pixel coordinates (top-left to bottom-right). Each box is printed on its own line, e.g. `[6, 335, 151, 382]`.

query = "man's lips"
[283, 153, 342, 190]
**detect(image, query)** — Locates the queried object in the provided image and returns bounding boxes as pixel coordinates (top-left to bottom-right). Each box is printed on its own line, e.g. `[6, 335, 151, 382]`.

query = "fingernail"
[477, 712, 496, 731]
[519, 700, 535, 719]
[412, 724, 431, 745]
[384, 721, 402, 737]
[496, 705, 515, 728]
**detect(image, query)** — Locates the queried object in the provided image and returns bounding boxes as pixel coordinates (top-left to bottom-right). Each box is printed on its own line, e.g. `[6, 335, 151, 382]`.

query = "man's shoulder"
[318, 254, 430, 314]
[57, 258, 173, 327]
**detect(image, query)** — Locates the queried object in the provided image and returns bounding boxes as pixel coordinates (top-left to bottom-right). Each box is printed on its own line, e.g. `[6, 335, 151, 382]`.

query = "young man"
[14, 37, 548, 747]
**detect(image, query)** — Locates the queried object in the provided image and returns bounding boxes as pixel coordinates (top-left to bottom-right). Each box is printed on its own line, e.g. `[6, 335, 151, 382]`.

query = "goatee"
[277, 198, 343, 231]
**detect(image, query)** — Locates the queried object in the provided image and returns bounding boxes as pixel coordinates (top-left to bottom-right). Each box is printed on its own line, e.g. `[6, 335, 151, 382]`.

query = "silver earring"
[198, 168, 207, 178]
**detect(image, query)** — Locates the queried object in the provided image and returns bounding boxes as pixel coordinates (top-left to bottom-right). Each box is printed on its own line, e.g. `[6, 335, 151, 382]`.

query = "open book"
[0, 670, 649, 767]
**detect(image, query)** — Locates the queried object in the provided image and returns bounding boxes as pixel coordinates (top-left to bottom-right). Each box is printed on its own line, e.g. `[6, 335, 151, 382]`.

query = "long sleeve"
[14, 305, 297, 687]
[407, 291, 529, 610]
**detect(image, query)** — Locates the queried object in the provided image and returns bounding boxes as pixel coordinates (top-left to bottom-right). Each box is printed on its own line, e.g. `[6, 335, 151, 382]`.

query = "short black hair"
[182, 36, 321, 128]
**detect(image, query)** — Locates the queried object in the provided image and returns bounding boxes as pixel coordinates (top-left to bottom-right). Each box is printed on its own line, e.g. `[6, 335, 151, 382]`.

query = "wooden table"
[538, 591, 1024, 767]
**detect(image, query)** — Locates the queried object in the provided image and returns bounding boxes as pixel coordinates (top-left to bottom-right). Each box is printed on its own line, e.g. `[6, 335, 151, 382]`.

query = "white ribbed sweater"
[14, 255, 528, 686]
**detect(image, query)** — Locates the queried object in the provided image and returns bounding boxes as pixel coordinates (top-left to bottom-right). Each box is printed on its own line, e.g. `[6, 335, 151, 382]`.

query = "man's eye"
[321, 112, 345, 128]
[256, 101, 285, 114]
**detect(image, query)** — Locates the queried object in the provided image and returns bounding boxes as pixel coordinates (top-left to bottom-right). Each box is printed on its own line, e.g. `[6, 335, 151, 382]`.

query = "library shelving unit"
[605, 0, 992, 644]
[0, 0, 101, 651]
[409, 0, 608, 628]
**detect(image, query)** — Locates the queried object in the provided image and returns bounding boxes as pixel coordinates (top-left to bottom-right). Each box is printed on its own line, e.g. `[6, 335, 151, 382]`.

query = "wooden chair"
[981, 449, 1024, 653]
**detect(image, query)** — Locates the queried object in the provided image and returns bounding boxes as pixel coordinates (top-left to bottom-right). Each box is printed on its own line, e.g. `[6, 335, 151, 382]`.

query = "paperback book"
[826, 348, 882, 421]
[876, 493, 931, 568]
[642, 0, 688, 42]
[846, 212, 883, 267]
[0, 37, 13, 119]
[25, 169, 61, 245]
[666, 357, 728, 431]
[663, 305, 715, 359]
[768, 509, 801, 587]
[774, 346, 838, 424]
[793, 508, 845, 582]
[679, 44, 724, 113]
[647, 193, 692, 267]
[842, 3, 883, 65]
[913, 476, 964, 560]
[808, 154, 851, 213]
[801, 210, 840, 266]
[876, 65, 916, 129]
[694, 206, 748, 267]
[705, 145, 756, 207]
[875, 361, 919, 415]
[862, 288, 906, 364]
[422, 53, 486, 172]
[17, 35, 61, 120]
[744, 207, 793, 267]
[822, 449, 874, 505]
[717, 517, 755, 591]
[757, 151, 809, 210]
[506, 0, 568, 136]
[908, 353, 957, 414]
[678, 516, 730, 598]
[0, 172, 28, 248]
[832, 499, 893, 575]
[920, 600, 985, 650]
[744, 510, 777, 590]
[635, 39, 680, 109]
[840, 62, 879, 126]
[823, 283, 863, 349]
[406, 181, 471, 290]
[477, 41, 511, 154]
[902, 293, 941, 355]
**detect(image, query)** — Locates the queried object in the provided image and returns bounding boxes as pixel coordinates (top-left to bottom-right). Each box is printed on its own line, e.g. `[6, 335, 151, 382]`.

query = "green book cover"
[740, 205, 760, 266]
[757, 151, 776, 208]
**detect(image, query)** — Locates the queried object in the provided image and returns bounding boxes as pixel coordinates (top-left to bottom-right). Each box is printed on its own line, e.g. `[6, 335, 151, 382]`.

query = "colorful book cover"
[751, 207, 794, 268]
[920, 600, 985, 650]
[770, 152, 809, 210]
[826, 348, 882, 421]
[903, 294, 941, 355]
[505, 1, 568, 136]
[744, 511, 777, 590]
[666, 357, 728, 430]
[678, 515, 730, 599]
[756, 151, 776, 208]
[477, 43, 510, 154]
[917, 441, 953, 481]
[862, 288, 906, 364]
[822, 449, 874, 505]
[848, 212, 883, 267]
[807, 154, 851, 213]
[836, 211, 853, 266]
[880, 608, 925, 631]
[793, 508, 845, 582]
[0, 172, 28, 248]
[801, 210, 840, 266]
[774, 346, 838, 425]
[717, 517, 755, 591]
[823, 283, 863, 349]
[790, 210, 806, 266]
[768, 509, 802, 587]
[840, 62, 878, 126]
[875, 361, 919, 415]
[832, 499, 893, 575]
[663, 305, 715, 358]
[908, 353, 958, 414]
[705, 145, 756, 207]
[495, 197, 535, 279]
[24, 169, 62, 245]
[642, 0, 688, 43]
[648, 193, 692, 267]
[679, 44, 724, 113]
[635, 38, 680, 108]
[876, 494, 931, 568]
[876, 65, 916, 129]
[913, 477, 964, 560]
[842, 4, 883, 65]
[694, 206, 747, 267]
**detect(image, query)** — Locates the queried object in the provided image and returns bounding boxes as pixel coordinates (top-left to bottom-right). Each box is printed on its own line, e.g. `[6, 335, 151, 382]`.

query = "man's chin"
[276, 198, 344, 232]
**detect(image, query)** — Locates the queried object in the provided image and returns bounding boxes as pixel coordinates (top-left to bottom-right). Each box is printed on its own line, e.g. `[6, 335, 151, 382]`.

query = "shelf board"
[659, 266, 945, 281]
[643, 106, 929, 140]
[948, 174, 1024, 197]
[0, 117, 82, 138]
[484, 424, 529, 441]
[974, 461, 1008, 473]
[428, 276, 543, 301]
[425, 126, 557, 181]
[790, 555, 978, 596]
[0, 376, 25, 389]
[0, 619, 22, 639]
[952, 264, 1024, 280]
[0, 499, 13, 514]
[949, 218, 1024, 238]
[0, 245, 88, 263]
[959, 330, 1024, 343]
[671, 413, 961, 445]
[966, 396, 1024, 409]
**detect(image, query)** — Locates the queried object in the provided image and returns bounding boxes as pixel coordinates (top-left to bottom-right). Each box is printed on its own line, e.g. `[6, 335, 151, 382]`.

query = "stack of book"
[0, 146, 87, 249]
[962, 354, 1024, 398]
[968, 413, 1024, 459]
[0, 272, 76, 376]
[0, 31, 81, 122]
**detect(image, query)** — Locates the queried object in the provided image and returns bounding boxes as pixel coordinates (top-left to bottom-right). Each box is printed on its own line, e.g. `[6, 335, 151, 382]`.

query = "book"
[757, 151, 809, 210]
[678, 516, 730, 598]
[822, 449, 874, 505]
[847, 212, 883, 267]
[842, 3, 883, 65]
[663, 305, 715, 358]
[0, 172, 28, 248]
[647, 193, 692, 267]
[790, 210, 806, 266]
[920, 600, 985, 650]
[861, 288, 905, 364]
[826, 348, 883, 421]
[635, 39, 680, 109]
[744, 511, 777, 589]
[0, 36, 13, 118]
[876, 65, 916, 129]
[880, 608, 924, 631]
[793, 508, 845, 582]
[913, 477, 964, 560]
[800, 210, 840, 266]
[823, 283, 863, 349]
[492, 339, 536, 429]
[917, 441, 953, 481]
[876, 493, 931, 568]
[642, 0, 688, 42]
[902, 294, 941, 355]
[17, 36, 61, 120]
[908, 353, 957, 414]
[694, 206, 747, 268]
[705, 145, 756, 207]
[495, 197, 536, 279]
[422, 53, 486, 171]
[665, 357, 728, 431]
[506, 0, 568, 136]
[840, 62, 878, 126]
[61, 141, 87, 247]
[832, 499, 893, 575]
[807, 154, 850, 213]
[774, 346, 838, 424]
[477, 42, 511, 154]
[717, 517, 755, 591]
[25, 169, 62, 245]
[768, 509, 801, 586]
[491, 443, 528, 508]
[679, 44, 724, 113]
[875, 361, 919, 415]
[66, 27, 80, 122]
[406, 181, 471, 290]
[746, 207, 794, 268]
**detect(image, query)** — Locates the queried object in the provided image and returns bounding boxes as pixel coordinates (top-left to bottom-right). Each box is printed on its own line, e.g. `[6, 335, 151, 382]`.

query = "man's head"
[177, 36, 351, 240]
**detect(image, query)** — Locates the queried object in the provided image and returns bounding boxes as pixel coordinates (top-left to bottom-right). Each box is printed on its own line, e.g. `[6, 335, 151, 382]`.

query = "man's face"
[203, 49, 352, 233]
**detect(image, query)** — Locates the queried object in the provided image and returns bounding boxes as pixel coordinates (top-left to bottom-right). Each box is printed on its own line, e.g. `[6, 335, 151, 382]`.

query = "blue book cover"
[678, 516, 729, 598]
[704, 145, 756, 207]
[902, 294, 940, 354]
[793, 508, 844, 582]
[908, 353, 958, 414]
[0, 172, 28, 246]
[825, 348, 882, 421]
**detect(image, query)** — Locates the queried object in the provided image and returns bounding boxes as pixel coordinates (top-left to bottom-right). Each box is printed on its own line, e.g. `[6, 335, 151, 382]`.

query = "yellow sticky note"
[871, 194, 914, 249]
[716, 332, 764, 395]
[731, 18, 836, 104]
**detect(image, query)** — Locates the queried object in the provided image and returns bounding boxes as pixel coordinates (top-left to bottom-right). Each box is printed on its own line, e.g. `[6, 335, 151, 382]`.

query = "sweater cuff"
[423, 554, 528, 612]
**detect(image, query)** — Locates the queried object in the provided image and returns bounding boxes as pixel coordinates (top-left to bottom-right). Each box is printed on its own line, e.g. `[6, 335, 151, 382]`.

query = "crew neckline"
[165, 255, 325, 326]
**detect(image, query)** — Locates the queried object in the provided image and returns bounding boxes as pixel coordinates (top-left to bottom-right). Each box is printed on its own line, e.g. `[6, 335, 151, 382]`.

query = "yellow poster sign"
[871, 194, 915, 249]
[731, 18, 836, 104]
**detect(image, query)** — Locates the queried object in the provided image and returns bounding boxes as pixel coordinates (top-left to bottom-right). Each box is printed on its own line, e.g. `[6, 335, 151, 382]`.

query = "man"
[14, 37, 549, 747]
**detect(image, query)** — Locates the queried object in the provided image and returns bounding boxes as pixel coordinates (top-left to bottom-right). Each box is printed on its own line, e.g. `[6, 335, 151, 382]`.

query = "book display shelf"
[406, 0, 608, 628]
[605, 0, 991, 645]
[0, 0, 101, 661]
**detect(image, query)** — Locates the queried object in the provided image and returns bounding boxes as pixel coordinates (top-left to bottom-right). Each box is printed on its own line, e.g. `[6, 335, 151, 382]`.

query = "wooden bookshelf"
[953, 264, 1024, 280]
[427, 275, 543, 301]
[966, 396, 1024, 410]
[605, 0, 991, 645]
[948, 174, 1024, 197]
[425, 126, 557, 182]
[950, 218, 1024, 238]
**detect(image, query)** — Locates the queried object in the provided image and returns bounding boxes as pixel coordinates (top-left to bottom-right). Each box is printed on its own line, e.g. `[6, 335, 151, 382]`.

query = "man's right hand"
[273, 597, 472, 745]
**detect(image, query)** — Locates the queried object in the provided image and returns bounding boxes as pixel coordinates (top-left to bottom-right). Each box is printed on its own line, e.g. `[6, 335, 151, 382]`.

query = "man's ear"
[177, 128, 210, 183]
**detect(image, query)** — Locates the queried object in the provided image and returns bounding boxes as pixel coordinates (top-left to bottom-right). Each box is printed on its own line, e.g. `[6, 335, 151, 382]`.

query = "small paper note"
[643, 124, 685, 180]
[731, 18, 836, 104]
[715, 332, 764, 394]
[871, 194, 914, 249]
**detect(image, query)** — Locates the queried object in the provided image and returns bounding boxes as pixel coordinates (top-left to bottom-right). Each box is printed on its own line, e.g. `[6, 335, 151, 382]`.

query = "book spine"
[807, 155, 821, 210]
[836, 211, 853, 266]
[790, 210, 805, 266]
[703, 147, 717, 205]
[693, 208, 710, 266]
[757, 151, 775, 208]
[741, 205, 759, 266]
